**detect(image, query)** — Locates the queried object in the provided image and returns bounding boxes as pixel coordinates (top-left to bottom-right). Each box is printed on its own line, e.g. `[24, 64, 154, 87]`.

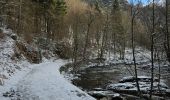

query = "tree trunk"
[150, 0, 155, 99]
[83, 22, 91, 60]
[17, 0, 22, 34]
[165, 0, 170, 62]
[131, 2, 141, 95]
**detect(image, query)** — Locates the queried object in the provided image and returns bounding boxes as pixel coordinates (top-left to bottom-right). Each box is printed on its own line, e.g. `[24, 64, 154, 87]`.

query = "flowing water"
[61, 64, 149, 91]
[72, 66, 122, 91]
[60, 62, 170, 99]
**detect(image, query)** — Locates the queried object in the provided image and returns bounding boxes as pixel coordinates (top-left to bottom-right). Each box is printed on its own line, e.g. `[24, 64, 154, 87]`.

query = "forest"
[0, 0, 170, 100]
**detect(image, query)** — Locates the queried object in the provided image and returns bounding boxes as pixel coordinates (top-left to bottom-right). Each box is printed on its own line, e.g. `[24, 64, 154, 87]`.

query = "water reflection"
[72, 65, 123, 91]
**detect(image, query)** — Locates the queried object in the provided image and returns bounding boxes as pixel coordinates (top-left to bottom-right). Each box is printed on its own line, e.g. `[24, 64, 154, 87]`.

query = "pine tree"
[111, 0, 125, 59]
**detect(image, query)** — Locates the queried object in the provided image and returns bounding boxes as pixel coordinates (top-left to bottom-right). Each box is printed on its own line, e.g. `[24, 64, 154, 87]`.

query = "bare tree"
[82, 9, 94, 60]
[150, 0, 155, 99]
[130, 0, 141, 95]
[17, 0, 22, 34]
[164, 0, 170, 62]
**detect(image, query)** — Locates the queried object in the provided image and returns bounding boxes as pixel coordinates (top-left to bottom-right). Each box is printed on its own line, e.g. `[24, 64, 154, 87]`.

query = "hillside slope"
[0, 28, 95, 100]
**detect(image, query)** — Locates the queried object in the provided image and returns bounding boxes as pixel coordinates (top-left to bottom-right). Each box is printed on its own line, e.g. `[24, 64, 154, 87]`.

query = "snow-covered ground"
[0, 28, 22, 78]
[0, 60, 95, 100]
[0, 27, 95, 100]
[105, 48, 151, 65]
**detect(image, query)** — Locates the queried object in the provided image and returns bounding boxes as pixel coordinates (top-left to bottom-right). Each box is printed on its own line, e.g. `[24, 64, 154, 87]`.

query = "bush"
[54, 43, 72, 59]
[16, 41, 42, 63]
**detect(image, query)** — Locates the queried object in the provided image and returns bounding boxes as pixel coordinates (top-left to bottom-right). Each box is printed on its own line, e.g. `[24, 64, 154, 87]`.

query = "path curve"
[16, 60, 95, 100]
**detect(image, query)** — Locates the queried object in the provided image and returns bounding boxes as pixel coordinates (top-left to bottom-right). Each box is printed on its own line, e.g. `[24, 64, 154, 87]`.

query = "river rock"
[119, 76, 159, 83]
[107, 76, 170, 98]
[10, 34, 17, 40]
[88, 90, 122, 100]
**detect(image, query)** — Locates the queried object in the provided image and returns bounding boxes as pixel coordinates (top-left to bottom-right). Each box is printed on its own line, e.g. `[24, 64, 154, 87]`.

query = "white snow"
[0, 28, 29, 79]
[0, 60, 95, 100]
[105, 48, 151, 65]
[88, 90, 120, 97]
[107, 83, 135, 90]
[107, 76, 169, 93]
[87, 47, 152, 68]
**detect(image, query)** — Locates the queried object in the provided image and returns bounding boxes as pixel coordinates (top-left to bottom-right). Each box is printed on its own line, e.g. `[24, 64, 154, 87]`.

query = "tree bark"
[150, 0, 155, 99]
[131, 0, 141, 95]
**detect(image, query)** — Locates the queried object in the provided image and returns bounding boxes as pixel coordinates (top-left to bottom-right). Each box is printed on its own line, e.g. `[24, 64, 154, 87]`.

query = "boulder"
[88, 90, 122, 100]
[107, 76, 170, 97]
[112, 96, 123, 100]
[119, 76, 159, 83]
[10, 34, 17, 40]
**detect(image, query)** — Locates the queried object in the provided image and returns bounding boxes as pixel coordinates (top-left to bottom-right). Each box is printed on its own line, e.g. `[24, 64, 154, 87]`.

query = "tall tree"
[130, 0, 141, 95]
[111, 0, 125, 59]
[150, 0, 155, 99]
[164, 0, 170, 62]
[17, 0, 22, 34]
[82, 8, 94, 60]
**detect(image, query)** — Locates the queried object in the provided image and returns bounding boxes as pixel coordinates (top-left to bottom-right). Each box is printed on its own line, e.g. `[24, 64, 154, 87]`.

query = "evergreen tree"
[111, 0, 125, 59]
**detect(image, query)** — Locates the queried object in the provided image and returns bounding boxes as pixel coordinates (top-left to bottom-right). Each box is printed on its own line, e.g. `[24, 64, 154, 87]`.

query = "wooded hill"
[0, 0, 169, 63]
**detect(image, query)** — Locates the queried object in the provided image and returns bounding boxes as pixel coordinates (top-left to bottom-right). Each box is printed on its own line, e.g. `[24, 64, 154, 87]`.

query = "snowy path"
[0, 59, 95, 100]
